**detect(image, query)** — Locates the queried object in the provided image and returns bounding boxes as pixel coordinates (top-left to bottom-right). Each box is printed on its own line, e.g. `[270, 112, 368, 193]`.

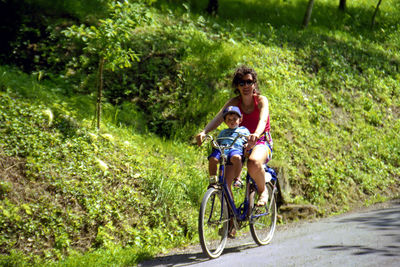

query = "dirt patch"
[0, 150, 27, 200]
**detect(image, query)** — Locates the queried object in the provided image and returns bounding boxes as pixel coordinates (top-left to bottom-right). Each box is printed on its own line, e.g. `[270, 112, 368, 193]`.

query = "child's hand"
[244, 142, 253, 157]
[196, 131, 206, 146]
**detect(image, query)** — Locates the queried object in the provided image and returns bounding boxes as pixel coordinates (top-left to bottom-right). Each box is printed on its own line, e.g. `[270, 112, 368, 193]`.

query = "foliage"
[0, 0, 400, 265]
[62, 1, 153, 129]
[0, 0, 110, 71]
[0, 68, 206, 264]
[62, 1, 152, 72]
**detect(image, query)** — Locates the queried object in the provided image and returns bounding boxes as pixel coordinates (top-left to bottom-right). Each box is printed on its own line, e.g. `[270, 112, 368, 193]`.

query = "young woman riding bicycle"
[196, 65, 273, 207]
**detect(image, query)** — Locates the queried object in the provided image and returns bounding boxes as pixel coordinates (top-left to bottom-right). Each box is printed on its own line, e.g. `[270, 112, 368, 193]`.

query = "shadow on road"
[316, 244, 400, 257]
[140, 201, 400, 266]
[315, 202, 400, 258]
[139, 243, 257, 266]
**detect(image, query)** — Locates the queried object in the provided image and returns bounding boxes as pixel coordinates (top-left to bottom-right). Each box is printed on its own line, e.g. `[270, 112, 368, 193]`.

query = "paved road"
[139, 200, 400, 266]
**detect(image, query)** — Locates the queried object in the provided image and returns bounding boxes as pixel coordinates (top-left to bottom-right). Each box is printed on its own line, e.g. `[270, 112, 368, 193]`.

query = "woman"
[196, 65, 273, 207]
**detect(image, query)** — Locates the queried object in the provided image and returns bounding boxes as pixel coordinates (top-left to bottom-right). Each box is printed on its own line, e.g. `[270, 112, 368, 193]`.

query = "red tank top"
[239, 95, 270, 134]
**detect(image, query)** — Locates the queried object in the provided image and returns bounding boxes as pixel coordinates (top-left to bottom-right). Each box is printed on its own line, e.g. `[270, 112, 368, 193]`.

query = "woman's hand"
[246, 133, 259, 151]
[196, 131, 207, 146]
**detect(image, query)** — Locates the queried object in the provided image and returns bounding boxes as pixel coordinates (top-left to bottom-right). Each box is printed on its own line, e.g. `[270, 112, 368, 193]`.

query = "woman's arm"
[254, 95, 269, 137]
[247, 95, 269, 147]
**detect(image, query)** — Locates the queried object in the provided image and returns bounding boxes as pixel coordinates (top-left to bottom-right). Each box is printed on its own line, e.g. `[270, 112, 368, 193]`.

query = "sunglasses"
[238, 80, 254, 86]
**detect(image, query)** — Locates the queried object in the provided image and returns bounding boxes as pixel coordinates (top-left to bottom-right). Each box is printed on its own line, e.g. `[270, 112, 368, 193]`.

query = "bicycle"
[198, 134, 278, 258]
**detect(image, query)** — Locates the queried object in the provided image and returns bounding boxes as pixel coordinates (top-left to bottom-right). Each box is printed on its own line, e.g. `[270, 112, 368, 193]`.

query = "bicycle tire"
[198, 187, 229, 258]
[249, 183, 277, 245]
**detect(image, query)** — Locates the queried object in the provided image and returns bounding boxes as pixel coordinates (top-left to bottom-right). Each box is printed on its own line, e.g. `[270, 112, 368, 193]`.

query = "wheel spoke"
[250, 184, 277, 245]
[199, 188, 229, 258]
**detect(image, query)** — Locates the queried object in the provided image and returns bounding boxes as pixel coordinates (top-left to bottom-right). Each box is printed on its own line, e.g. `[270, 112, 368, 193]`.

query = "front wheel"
[249, 183, 277, 245]
[199, 187, 229, 258]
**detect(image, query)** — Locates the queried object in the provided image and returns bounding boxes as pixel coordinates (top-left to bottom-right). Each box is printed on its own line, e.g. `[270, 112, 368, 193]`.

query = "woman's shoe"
[256, 190, 269, 207]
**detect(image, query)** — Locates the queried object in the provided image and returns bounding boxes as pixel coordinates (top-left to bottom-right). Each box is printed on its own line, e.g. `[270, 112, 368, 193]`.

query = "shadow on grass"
[184, 0, 400, 41]
[160, 0, 400, 83]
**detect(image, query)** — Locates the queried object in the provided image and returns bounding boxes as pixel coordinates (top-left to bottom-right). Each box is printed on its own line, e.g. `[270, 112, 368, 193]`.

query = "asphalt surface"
[139, 200, 400, 267]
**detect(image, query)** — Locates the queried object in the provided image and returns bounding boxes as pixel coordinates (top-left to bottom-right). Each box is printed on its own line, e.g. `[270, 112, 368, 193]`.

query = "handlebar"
[204, 134, 248, 152]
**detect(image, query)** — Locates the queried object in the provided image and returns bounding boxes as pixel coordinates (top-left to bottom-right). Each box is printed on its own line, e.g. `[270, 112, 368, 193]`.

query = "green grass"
[0, 67, 207, 265]
[1, 0, 400, 265]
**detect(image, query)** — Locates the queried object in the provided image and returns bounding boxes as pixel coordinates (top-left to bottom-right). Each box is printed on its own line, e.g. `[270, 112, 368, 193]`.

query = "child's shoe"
[209, 175, 218, 184]
[233, 178, 243, 188]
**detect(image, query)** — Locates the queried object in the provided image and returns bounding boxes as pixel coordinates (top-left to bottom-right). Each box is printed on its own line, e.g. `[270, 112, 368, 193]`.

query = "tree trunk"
[371, 0, 383, 29]
[302, 0, 315, 28]
[339, 0, 346, 11]
[96, 56, 105, 130]
[206, 0, 218, 15]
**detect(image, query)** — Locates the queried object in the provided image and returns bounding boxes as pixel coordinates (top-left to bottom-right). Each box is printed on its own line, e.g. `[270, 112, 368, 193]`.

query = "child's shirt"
[217, 126, 250, 150]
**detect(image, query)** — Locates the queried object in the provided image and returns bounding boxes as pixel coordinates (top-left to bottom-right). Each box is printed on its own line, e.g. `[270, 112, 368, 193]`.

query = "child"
[208, 106, 250, 190]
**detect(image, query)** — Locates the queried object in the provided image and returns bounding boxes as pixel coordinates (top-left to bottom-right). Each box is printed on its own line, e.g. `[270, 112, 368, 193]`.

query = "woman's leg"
[247, 146, 269, 196]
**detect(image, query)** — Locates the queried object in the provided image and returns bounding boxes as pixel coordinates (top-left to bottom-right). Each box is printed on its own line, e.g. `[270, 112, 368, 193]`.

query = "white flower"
[88, 132, 98, 141]
[96, 158, 109, 172]
[43, 109, 53, 126]
[100, 133, 114, 142]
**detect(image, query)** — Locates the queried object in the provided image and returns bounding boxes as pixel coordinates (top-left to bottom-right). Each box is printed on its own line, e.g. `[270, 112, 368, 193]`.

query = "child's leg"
[226, 150, 243, 195]
[230, 154, 243, 182]
[208, 149, 221, 177]
[208, 156, 219, 176]
[224, 165, 235, 198]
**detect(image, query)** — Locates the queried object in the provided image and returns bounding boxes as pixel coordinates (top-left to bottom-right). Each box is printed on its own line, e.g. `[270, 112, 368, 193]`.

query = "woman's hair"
[232, 65, 260, 95]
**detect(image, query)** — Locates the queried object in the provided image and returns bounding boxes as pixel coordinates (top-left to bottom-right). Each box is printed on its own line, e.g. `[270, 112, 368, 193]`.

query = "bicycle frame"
[218, 165, 277, 224]
[199, 135, 279, 258]
[206, 134, 275, 225]
[217, 163, 253, 222]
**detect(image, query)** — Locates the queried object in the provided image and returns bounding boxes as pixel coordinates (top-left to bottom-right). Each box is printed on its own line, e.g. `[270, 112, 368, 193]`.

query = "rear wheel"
[249, 183, 277, 245]
[199, 187, 229, 258]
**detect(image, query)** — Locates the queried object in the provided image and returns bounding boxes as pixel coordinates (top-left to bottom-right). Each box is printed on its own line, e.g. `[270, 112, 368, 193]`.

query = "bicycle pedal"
[253, 206, 264, 213]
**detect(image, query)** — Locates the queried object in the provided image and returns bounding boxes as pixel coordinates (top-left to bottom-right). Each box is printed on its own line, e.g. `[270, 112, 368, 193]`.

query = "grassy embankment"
[1, 0, 399, 265]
